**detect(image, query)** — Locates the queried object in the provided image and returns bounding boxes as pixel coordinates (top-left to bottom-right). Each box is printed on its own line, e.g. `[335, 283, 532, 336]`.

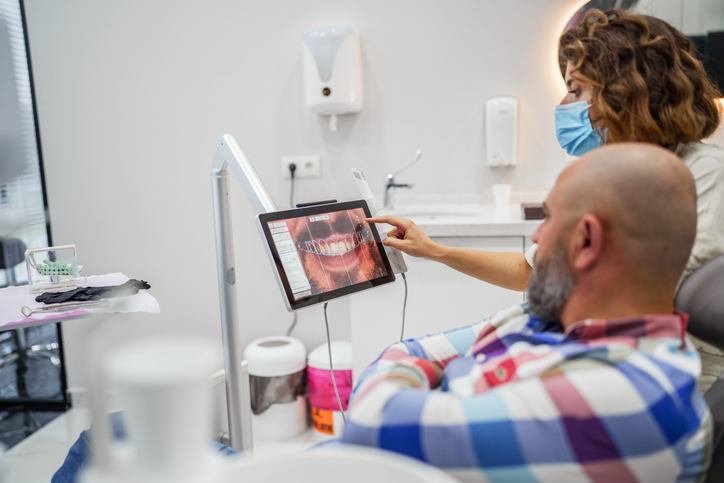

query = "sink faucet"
[384, 149, 422, 211]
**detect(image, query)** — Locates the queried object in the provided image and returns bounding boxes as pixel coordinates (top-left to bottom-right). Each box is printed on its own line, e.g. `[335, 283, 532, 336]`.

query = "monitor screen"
[258, 200, 395, 310]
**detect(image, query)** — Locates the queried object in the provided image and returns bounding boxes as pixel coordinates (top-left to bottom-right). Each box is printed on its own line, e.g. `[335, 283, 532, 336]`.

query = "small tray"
[25, 245, 86, 293]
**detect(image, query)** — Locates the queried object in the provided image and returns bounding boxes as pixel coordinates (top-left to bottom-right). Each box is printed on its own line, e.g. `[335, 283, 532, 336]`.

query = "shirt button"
[476, 353, 486, 362]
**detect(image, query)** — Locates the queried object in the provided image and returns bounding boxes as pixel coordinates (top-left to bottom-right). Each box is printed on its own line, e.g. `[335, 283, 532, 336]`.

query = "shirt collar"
[564, 310, 689, 346]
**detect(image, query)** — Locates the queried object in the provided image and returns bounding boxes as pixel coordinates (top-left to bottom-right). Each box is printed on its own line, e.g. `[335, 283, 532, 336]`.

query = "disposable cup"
[492, 184, 511, 208]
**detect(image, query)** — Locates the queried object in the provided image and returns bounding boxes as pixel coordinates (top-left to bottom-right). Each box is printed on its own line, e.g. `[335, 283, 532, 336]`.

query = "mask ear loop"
[595, 126, 609, 144]
[587, 101, 608, 144]
[585, 99, 608, 144]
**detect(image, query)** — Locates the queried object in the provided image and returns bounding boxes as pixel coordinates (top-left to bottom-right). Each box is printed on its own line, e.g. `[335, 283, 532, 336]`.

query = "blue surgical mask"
[555, 101, 603, 157]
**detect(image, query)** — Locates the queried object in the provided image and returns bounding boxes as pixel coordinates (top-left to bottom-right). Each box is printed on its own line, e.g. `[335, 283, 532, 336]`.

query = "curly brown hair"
[559, 9, 722, 146]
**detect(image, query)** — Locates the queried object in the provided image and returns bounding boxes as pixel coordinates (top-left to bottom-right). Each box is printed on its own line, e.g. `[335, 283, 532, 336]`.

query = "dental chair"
[675, 254, 724, 481]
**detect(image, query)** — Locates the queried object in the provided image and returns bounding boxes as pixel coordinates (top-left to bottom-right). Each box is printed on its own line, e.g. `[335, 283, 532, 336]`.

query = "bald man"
[344, 144, 711, 482]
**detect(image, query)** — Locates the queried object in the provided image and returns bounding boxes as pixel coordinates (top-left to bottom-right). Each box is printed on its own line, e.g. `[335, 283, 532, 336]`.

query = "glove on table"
[36, 279, 151, 304]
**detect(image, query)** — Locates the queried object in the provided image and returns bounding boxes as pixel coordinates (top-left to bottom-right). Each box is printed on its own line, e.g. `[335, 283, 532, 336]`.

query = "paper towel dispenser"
[302, 26, 363, 131]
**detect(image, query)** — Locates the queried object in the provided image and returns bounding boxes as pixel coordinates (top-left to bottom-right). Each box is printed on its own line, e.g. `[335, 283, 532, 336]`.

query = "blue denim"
[51, 412, 242, 483]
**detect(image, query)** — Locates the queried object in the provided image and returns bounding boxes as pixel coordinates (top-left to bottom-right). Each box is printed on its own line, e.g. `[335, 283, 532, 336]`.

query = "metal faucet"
[384, 149, 422, 210]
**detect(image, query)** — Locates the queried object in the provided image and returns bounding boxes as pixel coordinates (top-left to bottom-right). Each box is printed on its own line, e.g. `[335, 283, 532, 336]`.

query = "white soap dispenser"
[485, 97, 518, 167]
[302, 26, 363, 132]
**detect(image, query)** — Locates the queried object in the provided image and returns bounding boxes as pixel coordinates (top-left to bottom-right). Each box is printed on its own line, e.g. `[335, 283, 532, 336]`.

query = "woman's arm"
[367, 215, 532, 291]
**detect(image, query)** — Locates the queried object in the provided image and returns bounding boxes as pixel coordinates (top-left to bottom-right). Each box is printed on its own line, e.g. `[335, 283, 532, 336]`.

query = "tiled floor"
[0, 326, 334, 482]
[3, 407, 330, 483]
[2, 408, 91, 483]
[0, 410, 62, 449]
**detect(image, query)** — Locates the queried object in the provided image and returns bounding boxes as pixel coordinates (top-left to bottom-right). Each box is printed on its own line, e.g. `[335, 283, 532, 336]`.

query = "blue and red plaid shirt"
[342, 302, 712, 482]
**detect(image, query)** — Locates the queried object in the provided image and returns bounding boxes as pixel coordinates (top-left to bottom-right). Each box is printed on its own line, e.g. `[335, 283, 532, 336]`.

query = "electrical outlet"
[282, 155, 321, 179]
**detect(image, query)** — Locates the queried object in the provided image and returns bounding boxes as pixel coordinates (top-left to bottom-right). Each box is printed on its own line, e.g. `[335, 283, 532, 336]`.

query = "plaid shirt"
[342, 303, 712, 483]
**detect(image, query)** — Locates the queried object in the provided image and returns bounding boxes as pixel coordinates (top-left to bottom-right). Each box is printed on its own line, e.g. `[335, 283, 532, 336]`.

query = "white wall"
[22, 0, 587, 390]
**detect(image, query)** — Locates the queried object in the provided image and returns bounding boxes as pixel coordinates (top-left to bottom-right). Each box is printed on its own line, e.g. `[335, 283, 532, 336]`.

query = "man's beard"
[527, 239, 575, 322]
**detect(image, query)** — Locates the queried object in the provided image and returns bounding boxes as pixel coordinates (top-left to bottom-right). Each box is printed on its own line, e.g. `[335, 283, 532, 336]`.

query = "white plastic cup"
[104, 334, 220, 478]
[492, 184, 511, 209]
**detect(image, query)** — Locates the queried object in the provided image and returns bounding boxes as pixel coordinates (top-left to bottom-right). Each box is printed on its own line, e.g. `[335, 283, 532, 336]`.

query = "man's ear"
[570, 214, 603, 272]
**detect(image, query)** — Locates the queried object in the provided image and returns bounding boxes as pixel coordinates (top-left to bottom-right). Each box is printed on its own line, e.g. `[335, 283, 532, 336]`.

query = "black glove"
[36, 279, 151, 304]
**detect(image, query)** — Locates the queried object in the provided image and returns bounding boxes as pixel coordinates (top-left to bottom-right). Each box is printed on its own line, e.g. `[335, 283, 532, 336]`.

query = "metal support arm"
[211, 167, 253, 454]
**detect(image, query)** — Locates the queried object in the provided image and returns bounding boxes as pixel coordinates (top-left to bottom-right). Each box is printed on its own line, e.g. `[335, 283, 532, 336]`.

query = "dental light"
[210, 134, 277, 453]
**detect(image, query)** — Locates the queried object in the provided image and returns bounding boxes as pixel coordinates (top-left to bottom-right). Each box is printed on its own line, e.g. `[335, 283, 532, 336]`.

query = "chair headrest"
[676, 254, 724, 352]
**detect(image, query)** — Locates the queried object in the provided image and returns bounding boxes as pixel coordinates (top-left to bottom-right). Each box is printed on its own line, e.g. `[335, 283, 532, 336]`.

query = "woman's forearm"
[367, 215, 532, 291]
[431, 247, 531, 292]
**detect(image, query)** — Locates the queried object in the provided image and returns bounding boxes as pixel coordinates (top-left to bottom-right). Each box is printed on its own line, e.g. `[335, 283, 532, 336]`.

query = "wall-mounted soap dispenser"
[485, 97, 518, 167]
[302, 26, 363, 132]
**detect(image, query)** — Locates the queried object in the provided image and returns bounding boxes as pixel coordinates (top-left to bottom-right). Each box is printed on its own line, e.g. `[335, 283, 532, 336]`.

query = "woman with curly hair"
[556, 8, 723, 285]
[370, 9, 724, 390]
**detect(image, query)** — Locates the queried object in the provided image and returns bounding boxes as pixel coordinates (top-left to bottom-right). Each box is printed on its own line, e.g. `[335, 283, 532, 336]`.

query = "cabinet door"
[349, 236, 525, 381]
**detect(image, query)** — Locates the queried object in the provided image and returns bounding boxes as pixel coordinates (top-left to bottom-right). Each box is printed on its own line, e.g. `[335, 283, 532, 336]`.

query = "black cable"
[323, 302, 346, 423]
[286, 311, 298, 337]
[289, 163, 296, 208]
[400, 272, 408, 341]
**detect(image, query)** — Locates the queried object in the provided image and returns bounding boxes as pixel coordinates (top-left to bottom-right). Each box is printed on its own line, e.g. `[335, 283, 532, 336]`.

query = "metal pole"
[211, 167, 253, 454]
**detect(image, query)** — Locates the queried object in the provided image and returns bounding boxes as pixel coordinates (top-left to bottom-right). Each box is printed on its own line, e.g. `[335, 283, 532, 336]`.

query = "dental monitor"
[258, 200, 395, 311]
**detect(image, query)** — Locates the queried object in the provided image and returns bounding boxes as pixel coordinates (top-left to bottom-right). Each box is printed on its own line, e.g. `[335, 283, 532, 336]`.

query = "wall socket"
[282, 155, 321, 179]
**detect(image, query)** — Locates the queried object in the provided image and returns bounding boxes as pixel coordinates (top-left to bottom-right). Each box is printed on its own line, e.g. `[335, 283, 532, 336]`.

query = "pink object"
[307, 366, 352, 411]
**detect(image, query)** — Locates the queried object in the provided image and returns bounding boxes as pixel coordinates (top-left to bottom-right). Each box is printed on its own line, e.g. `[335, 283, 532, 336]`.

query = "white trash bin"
[244, 336, 307, 440]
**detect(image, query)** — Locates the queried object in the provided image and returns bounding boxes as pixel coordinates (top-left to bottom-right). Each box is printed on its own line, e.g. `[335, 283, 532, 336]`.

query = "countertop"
[387, 203, 542, 238]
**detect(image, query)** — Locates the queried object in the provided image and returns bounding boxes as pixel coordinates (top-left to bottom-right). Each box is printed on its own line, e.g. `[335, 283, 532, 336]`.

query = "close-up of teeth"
[298, 228, 370, 257]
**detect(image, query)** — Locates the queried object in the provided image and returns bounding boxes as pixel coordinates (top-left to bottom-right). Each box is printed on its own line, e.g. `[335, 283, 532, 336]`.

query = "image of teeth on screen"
[260, 201, 395, 309]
